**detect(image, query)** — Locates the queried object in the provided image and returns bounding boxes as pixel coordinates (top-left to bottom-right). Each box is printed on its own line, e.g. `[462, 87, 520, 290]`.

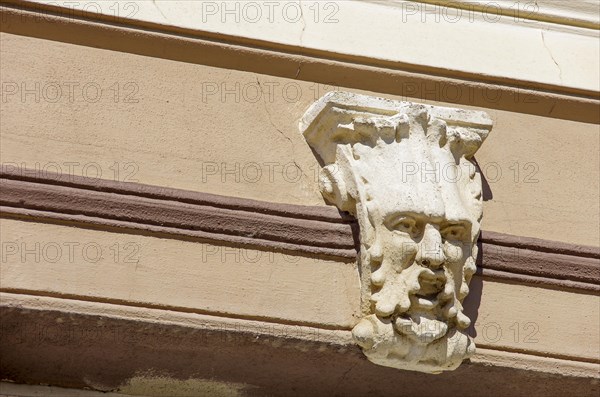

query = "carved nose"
[417, 224, 445, 269]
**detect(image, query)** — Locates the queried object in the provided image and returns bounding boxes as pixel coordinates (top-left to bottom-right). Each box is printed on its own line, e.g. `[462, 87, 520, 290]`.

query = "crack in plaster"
[152, 0, 169, 22]
[541, 31, 563, 82]
[255, 77, 308, 186]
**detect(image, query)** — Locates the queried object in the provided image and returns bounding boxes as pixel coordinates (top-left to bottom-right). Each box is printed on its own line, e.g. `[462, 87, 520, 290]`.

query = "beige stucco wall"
[0, 218, 361, 329]
[1, 32, 599, 246]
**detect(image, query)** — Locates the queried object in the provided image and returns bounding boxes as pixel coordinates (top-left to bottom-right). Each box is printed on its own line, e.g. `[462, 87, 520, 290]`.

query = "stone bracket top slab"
[300, 91, 493, 165]
[300, 91, 493, 131]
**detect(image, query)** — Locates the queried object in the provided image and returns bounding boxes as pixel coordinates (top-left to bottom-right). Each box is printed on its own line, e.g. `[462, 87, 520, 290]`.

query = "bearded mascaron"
[300, 92, 493, 373]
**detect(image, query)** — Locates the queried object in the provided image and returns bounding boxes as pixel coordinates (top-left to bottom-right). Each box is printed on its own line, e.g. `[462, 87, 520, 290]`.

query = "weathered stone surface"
[301, 92, 493, 373]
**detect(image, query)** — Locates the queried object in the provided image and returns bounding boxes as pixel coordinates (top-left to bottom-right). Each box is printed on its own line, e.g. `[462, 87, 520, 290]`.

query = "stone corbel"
[300, 92, 493, 373]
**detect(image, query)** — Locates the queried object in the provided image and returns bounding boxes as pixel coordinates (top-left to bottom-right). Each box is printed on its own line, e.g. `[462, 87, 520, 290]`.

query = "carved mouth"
[413, 294, 438, 310]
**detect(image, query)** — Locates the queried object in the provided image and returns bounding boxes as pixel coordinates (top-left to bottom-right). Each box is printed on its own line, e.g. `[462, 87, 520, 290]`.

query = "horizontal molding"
[1, 169, 599, 292]
[0, 170, 358, 261]
[7, 0, 599, 96]
[1, 3, 599, 125]
[480, 230, 600, 259]
[478, 231, 600, 291]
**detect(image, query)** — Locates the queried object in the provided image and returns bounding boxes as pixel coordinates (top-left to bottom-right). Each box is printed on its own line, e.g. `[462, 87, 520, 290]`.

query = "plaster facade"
[0, 1, 598, 395]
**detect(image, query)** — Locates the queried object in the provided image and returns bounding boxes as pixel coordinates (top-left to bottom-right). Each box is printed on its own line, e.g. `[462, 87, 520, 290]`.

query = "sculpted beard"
[369, 237, 473, 345]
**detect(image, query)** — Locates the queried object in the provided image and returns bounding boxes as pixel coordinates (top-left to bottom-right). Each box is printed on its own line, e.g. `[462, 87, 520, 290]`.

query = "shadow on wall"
[463, 159, 493, 340]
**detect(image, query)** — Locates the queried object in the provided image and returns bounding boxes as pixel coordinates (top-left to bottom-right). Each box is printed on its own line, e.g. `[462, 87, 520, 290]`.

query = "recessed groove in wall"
[2, 292, 598, 395]
[0, 288, 354, 332]
[1, 170, 599, 292]
[1, 3, 599, 124]
[474, 343, 600, 366]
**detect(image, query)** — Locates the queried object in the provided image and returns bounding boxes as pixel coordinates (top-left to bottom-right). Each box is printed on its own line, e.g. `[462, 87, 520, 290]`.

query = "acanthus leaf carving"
[300, 92, 493, 373]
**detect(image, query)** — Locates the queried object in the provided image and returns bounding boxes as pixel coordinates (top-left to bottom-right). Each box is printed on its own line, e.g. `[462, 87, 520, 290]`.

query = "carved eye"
[441, 224, 467, 241]
[389, 217, 418, 235]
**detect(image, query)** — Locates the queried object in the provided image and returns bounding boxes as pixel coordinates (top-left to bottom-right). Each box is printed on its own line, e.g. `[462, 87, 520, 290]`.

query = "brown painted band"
[0, 166, 353, 223]
[0, 174, 358, 261]
[476, 268, 599, 293]
[0, 179, 357, 250]
[477, 240, 600, 285]
[1, 171, 599, 291]
[480, 230, 600, 259]
[0, 206, 358, 261]
[1, 4, 598, 124]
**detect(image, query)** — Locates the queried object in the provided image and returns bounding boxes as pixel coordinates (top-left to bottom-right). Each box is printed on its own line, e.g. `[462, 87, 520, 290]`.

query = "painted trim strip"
[1, 170, 599, 291]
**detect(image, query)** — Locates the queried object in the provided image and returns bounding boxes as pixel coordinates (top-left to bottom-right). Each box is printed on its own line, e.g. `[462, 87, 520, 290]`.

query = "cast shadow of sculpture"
[474, 158, 493, 201]
[462, 160, 493, 340]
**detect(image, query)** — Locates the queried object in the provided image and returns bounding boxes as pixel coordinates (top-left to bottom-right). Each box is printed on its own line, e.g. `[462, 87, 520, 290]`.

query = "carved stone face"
[348, 129, 478, 372]
[301, 92, 491, 373]
[368, 188, 473, 338]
